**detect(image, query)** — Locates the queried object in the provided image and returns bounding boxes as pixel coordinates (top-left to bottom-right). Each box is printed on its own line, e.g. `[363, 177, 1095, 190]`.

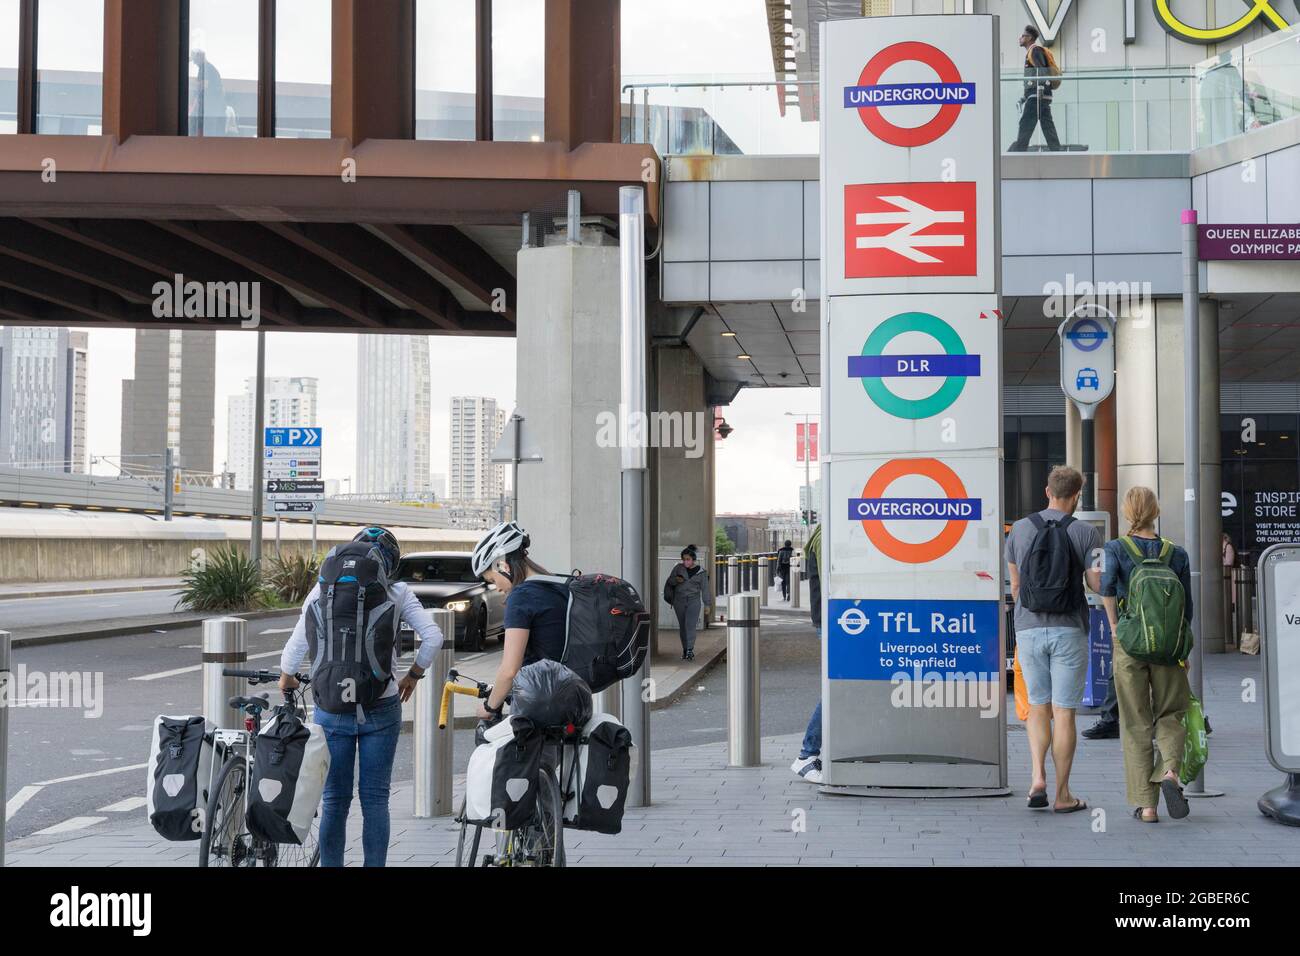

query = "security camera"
[716, 419, 734, 440]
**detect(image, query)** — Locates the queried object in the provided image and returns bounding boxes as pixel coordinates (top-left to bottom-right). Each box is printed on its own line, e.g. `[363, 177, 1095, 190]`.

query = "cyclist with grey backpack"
[1099, 486, 1193, 823]
[278, 526, 445, 866]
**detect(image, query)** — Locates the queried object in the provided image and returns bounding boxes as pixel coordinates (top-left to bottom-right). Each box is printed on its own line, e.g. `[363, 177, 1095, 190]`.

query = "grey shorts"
[1016, 626, 1088, 709]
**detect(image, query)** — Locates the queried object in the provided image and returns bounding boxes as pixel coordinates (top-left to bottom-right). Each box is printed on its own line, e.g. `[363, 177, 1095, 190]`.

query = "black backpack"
[305, 542, 400, 720]
[536, 573, 650, 693]
[1018, 513, 1083, 614]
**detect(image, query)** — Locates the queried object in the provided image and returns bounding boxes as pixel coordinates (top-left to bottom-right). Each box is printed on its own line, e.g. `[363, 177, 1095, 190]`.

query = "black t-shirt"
[504, 578, 569, 665]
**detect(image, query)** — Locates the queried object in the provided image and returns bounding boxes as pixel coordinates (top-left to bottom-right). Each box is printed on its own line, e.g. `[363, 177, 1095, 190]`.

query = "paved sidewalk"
[6, 652, 1292, 866]
[0, 577, 181, 601]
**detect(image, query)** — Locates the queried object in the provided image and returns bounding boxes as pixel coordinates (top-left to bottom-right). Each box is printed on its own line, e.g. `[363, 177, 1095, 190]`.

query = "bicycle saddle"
[228, 692, 271, 712]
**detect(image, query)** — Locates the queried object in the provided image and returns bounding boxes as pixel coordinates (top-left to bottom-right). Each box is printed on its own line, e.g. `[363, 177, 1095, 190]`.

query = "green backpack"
[1115, 536, 1192, 666]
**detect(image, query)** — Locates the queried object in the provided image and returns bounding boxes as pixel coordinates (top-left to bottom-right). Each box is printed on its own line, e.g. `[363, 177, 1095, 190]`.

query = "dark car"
[394, 551, 505, 652]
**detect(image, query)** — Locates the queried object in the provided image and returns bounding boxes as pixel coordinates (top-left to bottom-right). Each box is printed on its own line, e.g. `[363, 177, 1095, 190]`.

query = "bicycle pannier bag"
[146, 715, 213, 841]
[535, 573, 650, 693]
[562, 713, 633, 834]
[510, 659, 593, 729]
[246, 709, 330, 845]
[1114, 536, 1192, 666]
[1018, 513, 1082, 614]
[306, 542, 400, 721]
[464, 716, 543, 830]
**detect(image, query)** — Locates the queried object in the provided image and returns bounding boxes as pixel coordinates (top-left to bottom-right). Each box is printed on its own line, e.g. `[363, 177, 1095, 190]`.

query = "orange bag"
[1013, 646, 1030, 721]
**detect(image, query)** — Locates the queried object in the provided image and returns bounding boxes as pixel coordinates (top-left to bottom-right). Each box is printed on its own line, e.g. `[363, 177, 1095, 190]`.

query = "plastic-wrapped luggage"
[510, 659, 593, 729]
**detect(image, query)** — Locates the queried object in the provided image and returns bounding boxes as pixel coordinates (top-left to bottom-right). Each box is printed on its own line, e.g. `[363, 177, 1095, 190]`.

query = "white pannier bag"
[146, 715, 214, 841]
[561, 713, 632, 834]
[246, 710, 330, 845]
[464, 716, 542, 830]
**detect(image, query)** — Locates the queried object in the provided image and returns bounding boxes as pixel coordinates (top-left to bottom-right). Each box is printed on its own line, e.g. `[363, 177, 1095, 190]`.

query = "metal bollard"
[202, 617, 247, 730]
[727, 594, 761, 767]
[758, 555, 769, 607]
[727, 555, 738, 596]
[414, 608, 456, 818]
[1, 630, 10, 868]
[594, 682, 624, 721]
[790, 560, 801, 609]
[1237, 565, 1256, 636]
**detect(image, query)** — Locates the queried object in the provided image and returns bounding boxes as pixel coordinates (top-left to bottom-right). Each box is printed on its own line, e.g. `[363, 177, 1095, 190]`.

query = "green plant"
[177, 545, 268, 612]
[714, 525, 735, 556]
[265, 551, 321, 605]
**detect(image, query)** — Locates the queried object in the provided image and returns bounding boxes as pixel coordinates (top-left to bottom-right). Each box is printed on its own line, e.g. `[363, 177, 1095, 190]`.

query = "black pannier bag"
[510, 659, 593, 729]
[537, 573, 650, 693]
[464, 716, 543, 830]
[246, 710, 330, 846]
[562, 713, 633, 834]
[146, 715, 213, 841]
[306, 541, 399, 720]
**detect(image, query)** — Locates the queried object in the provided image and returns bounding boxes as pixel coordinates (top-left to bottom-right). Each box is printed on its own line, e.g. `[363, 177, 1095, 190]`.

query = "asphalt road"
[0, 589, 186, 632]
[2, 614, 825, 844]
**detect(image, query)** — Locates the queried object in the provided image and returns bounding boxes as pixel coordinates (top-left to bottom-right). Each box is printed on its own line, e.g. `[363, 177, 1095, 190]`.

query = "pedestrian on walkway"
[1005, 466, 1101, 813]
[279, 527, 444, 867]
[791, 524, 824, 784]
[664, 545, 710, 661]
[777, 539, 794, 601]
[1100, 486, 1194, 823]
[1008, 24, 1061, 152]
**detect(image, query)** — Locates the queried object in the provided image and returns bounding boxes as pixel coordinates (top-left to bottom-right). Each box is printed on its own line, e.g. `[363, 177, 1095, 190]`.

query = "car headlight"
[444, 600, 472, 613]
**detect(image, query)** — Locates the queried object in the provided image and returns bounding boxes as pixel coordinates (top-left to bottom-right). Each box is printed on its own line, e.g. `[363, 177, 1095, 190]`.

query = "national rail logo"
[847, 311, 980, 420]
[848, 458, 981, 564]
[844, 40, 976, 148]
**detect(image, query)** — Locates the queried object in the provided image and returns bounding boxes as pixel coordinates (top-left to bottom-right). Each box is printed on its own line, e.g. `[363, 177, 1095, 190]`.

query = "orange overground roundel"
[857, 457, 973, 564]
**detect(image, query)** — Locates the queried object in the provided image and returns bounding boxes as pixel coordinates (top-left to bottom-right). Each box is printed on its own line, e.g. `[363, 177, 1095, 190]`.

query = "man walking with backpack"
[777, 539, 794, 602]
[1005, 466, 1102, 813]
[1008, 24, 1061, 152]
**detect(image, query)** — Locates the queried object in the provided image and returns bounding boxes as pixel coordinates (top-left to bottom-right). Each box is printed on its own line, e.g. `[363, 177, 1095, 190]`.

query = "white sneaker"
[791, 755, 823, 784]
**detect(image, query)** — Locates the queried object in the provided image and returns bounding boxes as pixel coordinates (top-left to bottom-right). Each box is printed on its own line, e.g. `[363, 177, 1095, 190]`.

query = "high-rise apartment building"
[449, 395, 506, 503]
[0, 327, 89, 473]
[121, 329, 216, 475]
[356, 335, 431, 498]
[225, 376, 318, 490]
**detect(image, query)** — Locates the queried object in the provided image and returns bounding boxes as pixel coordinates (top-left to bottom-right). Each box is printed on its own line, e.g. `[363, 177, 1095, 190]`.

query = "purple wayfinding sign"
[1198, 224, 1300, 260]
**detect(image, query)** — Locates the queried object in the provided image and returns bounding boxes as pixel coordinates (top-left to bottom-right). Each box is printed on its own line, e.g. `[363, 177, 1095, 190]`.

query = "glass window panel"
[275, 0, 331, 138]
[415, 0, 474, 141]
[491, 0, 542, 142]
[187, 0, 258, 137]
[0, 0, 19, 132]
[36, 0, 103, 134]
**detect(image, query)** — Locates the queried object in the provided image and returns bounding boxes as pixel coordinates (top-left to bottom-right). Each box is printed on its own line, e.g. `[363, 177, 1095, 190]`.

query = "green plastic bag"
[1180, 694, 1208, 785]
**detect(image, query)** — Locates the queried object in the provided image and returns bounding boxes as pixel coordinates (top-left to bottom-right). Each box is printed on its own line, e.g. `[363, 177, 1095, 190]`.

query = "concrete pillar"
[515, 241, 622, 578]
[655, 347, 715, 631]
[1116, 298, 1223, 652]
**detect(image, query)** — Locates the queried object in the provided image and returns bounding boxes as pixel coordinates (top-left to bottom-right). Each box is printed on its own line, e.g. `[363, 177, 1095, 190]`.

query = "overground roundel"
[853, 311, 975, 420]
[855, 458, 976, 564]
[854, 41, 966, 147]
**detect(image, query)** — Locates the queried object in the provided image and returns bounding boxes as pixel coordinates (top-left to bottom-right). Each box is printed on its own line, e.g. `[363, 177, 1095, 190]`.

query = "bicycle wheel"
[262, 811, 321, 867]
[522, 769, 565, 867]
[199, 757, 253, 868]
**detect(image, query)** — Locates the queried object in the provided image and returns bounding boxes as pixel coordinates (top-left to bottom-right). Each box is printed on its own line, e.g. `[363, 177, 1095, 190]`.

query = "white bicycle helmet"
[472, 520, 530, 578]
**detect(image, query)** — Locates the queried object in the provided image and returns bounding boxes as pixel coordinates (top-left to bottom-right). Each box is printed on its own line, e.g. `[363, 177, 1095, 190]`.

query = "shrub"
[265, 551, 321, 605]
[177, 545, 268, 612]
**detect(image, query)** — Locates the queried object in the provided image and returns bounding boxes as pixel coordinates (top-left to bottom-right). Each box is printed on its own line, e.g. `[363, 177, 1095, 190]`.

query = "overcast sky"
[63, 0, 819, 514]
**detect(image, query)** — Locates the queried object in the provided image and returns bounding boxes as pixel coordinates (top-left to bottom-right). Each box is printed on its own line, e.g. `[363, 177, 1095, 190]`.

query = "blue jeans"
[800, 701, 822, 759]
[314, 695, 401, 867]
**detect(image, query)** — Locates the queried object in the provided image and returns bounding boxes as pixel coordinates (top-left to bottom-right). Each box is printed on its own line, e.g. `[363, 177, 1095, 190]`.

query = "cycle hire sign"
[1058, 313, 1115, 409]
[827, 294, 1000, 454]
[820, 13, 1004, 790]
[823, 15, 998, 297]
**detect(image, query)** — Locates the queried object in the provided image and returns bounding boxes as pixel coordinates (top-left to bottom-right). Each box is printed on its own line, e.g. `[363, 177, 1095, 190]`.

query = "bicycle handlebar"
[222, 667, 310, 685]
[438, 669, 489, 729]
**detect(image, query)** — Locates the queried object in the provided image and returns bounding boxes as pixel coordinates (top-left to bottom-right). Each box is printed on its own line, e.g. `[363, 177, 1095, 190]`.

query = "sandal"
[1133, 807, 1159, 823]
[1054, 798, 1088, 814]
[1027, 790, 1048, 809]
[1161, 778, 1190, 819]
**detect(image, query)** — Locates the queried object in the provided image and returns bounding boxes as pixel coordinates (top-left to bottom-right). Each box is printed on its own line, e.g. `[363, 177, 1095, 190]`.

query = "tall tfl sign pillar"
[819, 16, 1006, 791]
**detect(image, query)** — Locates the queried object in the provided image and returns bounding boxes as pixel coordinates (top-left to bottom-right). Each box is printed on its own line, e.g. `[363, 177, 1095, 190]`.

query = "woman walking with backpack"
[664, 545, 710, 661]
[1099, 487, 1194, 823]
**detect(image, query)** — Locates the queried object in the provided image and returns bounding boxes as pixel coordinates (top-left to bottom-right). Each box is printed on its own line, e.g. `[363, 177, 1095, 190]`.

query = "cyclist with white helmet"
[470, 520, 566, 721]
[278, 526, 444, 867]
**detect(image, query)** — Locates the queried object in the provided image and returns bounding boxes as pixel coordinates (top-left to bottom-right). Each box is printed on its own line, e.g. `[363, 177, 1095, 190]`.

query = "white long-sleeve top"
[280, 581, 444, 699]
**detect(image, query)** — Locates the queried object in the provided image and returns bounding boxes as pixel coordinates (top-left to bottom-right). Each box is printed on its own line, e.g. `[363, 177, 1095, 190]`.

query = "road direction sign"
[264, 427, 323, 500]
[273, 500, 320, 514]
[1059, 309, 1116, 410]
